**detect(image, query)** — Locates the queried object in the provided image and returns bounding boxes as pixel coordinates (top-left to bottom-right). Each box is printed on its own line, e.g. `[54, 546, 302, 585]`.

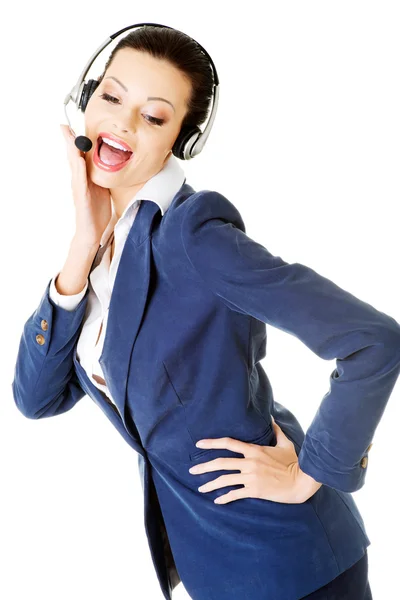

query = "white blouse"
[49, 154, 186, 409]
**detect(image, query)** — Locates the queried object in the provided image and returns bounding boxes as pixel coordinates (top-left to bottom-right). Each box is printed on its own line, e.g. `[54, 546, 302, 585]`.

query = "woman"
[12, 24, 400, 600]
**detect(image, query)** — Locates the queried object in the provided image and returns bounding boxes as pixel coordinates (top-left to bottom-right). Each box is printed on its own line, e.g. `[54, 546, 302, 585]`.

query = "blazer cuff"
[297, 434, 367, 493]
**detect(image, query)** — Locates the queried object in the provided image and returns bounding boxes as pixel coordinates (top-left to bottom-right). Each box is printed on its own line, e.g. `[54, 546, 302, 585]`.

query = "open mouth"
[95, 136, 134, 170]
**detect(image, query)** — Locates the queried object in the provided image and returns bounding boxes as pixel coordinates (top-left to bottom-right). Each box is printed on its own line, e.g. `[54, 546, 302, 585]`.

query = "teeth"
[101, 137, 130, 152]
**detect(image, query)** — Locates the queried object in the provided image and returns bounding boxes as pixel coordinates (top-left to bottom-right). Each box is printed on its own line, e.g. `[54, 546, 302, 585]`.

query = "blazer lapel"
[98, 199, 162, 438]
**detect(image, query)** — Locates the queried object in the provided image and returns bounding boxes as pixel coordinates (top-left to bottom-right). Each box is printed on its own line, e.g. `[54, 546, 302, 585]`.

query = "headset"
[63, 22, 220, 160]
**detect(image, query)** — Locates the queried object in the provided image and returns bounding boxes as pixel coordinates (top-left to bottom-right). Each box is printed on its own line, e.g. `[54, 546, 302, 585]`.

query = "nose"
[113, 125, 129, 133]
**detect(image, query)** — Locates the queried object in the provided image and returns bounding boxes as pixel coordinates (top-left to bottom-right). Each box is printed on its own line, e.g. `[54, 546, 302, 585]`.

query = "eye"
[144, 115, 165, 127]
[100, 92, 119, 104]
[99, 93, 165, 127]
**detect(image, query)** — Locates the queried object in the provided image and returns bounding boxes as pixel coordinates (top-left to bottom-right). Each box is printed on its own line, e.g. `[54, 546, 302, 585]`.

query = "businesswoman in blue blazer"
[12, 23, 400, 600]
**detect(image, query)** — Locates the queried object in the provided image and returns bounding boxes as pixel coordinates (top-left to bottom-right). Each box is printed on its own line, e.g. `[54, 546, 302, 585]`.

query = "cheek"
[141, 132, 172, 153]
[83, 97, 96, 120]
[83, 111, 96, 136]
[83, 99, 108, 129]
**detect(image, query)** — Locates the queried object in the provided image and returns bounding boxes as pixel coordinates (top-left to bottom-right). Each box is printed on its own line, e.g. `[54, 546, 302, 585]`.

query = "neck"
[110, 183, 146, 221]
[110, 151, 172, 220]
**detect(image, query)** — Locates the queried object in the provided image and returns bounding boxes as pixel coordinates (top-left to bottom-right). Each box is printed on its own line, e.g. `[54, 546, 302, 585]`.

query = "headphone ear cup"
[79, 79, 100, 112]
[172, 124, 201, 160]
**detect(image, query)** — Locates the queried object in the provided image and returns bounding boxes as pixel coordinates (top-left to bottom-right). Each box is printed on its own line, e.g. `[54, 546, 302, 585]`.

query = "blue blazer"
[12, 182, 400, 600]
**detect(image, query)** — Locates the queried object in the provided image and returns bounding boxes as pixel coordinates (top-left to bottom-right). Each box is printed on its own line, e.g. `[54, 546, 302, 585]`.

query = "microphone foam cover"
[75, 135, 93, 152]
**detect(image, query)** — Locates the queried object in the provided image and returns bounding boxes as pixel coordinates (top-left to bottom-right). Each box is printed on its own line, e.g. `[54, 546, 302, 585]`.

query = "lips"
[93, 137, 134, 173]
[98, 131, 133, 152]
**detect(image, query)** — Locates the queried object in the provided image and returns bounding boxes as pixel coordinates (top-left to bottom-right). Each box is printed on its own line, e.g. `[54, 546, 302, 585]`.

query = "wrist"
[295, 463, 323, 502]
[71, 234, 100, 254]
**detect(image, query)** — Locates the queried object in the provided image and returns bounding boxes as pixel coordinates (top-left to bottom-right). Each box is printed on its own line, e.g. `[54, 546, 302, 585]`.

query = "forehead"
[104, 48, 191, 106]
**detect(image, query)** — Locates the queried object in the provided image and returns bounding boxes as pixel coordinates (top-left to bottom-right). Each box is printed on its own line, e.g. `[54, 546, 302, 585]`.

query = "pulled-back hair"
[97, 25, 215, 130]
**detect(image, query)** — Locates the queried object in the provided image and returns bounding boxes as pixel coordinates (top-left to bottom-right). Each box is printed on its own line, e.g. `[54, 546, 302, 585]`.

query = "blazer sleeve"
[11, 278, 89, 419]
[180, 190, 400, 493]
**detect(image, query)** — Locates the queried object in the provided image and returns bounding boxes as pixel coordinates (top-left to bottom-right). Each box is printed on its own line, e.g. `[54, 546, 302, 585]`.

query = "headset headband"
[63, 22, 220, 160]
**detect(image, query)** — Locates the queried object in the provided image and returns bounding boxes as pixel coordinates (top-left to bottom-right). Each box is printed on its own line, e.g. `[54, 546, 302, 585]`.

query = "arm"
[181, 190, 400, 493]
[49, 272, 88, 311]
[12, 238, 97, 419]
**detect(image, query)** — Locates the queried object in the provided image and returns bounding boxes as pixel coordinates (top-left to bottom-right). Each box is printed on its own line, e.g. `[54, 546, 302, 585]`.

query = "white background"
[2, 1, 399, 598]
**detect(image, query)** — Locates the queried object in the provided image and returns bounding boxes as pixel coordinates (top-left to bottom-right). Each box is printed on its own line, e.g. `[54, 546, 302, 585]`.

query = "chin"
[87, 162, 111, 186]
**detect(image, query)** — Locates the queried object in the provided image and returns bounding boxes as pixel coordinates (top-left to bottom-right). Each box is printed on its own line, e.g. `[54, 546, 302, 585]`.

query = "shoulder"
[163, 183, 247, 260]
[180, 188, 246, 236]
[176, 187, 249, 273]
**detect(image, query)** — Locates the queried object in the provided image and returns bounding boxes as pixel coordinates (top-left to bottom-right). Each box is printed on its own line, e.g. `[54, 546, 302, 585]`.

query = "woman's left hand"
[189, 417, 323, 504]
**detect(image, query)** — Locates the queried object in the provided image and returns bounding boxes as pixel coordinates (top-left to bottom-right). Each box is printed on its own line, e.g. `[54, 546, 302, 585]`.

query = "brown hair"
[96, 25, 215, 130]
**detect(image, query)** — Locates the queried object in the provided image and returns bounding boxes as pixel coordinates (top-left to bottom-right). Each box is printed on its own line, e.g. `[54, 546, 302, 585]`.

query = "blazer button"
[367, 443, 373, 452]
[41, 319, 48, 331]
[360, 456, 368, 468]
[36, 334, 45, 345]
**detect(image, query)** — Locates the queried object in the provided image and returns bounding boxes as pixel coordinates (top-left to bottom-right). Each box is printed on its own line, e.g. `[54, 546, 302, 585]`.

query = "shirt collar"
[115, 152, 185, 218]
[100, 153, 186, 247]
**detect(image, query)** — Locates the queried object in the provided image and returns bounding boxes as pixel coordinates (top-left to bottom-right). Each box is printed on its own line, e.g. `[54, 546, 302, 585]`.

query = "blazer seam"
[180, 225, 251, 318]
[332, 489, 370, 543]
[247, 317, 253, 372]
[30, 329, 49, 405]
[307, 501, 341, 573]
[254, 329, 267, 366]
[161, 361, 198, 447]
[128, 234, 151, 248]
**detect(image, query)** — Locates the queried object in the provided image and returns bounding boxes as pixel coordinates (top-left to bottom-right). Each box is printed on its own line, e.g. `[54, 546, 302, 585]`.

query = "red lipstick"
[98, 131, 133, 152]
[93, 136, 134, 173]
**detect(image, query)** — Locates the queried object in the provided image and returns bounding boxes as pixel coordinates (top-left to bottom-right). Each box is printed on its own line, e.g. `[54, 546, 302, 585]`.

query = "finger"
[272, 421, 294, 448]
[195, 436, 256, 456]
[60, 124, 74, 149]
[78, 156, 89, 192]
[60, 124, 75, 168]
[190, 456, 249, 474]
[214, 487, 252, 504]
[60, 123, 81, 156]
[60, 124, 84, 179]
[60, 123, 76, 138]
[198, 472, 250, 493]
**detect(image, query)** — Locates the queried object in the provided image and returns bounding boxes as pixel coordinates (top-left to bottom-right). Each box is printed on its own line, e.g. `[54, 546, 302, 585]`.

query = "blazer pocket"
[161, 360, 185, 408]
[189, 423, 274, 462]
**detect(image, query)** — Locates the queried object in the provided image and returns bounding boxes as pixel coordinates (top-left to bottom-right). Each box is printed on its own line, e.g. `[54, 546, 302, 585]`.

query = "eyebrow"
[104, 76, 175, 111]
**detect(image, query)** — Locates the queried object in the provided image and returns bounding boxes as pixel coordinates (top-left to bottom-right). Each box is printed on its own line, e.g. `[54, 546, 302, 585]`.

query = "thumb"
[60, 124, 75, 140]
[60, 124, 70, 142]
[271, 416, 292, 448]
